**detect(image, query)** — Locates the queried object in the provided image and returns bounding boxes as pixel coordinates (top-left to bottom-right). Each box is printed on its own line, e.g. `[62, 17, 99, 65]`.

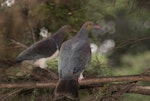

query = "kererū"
[54, 21, 94, 100]
[15, 25, 72, 68]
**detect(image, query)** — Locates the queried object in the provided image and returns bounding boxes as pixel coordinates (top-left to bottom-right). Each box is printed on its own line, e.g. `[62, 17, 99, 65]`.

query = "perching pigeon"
[15, 25, 72, 63]
[54, 21, 94, 100]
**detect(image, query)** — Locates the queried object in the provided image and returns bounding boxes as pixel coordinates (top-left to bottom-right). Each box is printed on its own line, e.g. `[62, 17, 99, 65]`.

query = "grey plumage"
[54, 21, 94, 100]
[15, 25, 71, 62]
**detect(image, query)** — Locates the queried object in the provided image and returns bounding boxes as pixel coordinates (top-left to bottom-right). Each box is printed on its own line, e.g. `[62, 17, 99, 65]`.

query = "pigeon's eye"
[88, 22, 93, 27]
[73, 68, 78, 74]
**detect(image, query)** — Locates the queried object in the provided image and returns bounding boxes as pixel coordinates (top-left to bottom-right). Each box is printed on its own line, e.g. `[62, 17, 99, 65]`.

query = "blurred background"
[0, 0, 150, 101]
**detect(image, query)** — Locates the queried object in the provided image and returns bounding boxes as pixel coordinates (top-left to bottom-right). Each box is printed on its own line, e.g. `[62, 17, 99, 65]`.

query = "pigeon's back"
[58, 36, 91, 79]
[15, 37, 57, 62]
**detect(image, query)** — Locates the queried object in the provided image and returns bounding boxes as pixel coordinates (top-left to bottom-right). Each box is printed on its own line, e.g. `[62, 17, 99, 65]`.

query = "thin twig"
[116, 36, 150, 49]
[10, 39, 28, 48]
[27, 20, 36, 43]
[20, 66, 49, 81]
[143, 68, 150, 75]
[0, 88, 23, 101]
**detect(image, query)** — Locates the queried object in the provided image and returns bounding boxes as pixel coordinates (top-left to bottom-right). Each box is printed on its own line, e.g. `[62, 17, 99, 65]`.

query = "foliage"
[114, 51, 150, 75]
[122, 94, 150, 101]
[0, 0, 150, 101]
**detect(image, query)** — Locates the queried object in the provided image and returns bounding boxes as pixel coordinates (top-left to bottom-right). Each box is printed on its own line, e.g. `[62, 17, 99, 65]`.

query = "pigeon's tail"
[15, 58, 22, 63]
[54, 79, 78, 100]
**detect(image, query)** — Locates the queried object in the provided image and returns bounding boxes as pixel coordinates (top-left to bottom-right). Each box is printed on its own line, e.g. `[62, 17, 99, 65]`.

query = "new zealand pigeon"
[54, 21, 94, 100]
[15, 25, 72, 64]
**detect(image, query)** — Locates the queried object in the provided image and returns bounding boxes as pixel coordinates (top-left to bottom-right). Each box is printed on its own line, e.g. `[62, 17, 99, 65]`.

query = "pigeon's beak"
[94, 25, 101, 29]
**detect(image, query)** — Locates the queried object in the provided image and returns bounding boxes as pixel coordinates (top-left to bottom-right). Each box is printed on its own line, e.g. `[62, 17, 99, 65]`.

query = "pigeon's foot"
[78, 72, 84, 83]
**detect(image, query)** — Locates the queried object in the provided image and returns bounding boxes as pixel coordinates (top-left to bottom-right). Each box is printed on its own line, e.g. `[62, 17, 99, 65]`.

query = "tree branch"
[80, 75, 150, 85]
[10, 39, 28, 48]
[0, 75, 150, 95]
[0, 75, 150, 88]
[128, 85, 150, 95]
[0, 82, 150, 95]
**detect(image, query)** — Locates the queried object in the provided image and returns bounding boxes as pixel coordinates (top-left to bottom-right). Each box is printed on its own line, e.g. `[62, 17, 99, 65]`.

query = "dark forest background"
[0, 0, 150, 101]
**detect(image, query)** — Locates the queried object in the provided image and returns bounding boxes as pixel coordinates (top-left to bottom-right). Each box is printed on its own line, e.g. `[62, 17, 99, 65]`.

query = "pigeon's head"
[61, 25, 72, 33]
[84, 21, 94, 31]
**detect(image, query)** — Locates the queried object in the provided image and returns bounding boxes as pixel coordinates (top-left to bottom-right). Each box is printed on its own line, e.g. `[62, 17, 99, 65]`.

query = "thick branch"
[0, 75, 150, 95]
[128, 85, 150, 95]
[0, 82, 150, 95]
[0, 75, 150, 89]
[0, 81, 57, 88]
[80, 75, 150, 85]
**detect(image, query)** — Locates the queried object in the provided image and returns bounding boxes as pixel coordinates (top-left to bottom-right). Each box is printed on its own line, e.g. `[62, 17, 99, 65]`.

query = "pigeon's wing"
[70, 41, 91, 75]
[16, 37, 57, 62]
[58, 40, 91, 78]
[58, 41, 71, 78]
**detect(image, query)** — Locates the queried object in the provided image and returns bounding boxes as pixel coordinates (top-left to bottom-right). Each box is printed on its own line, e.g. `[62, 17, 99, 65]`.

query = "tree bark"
[80, 75, 150, 85]
[0, 75, 150, 88]
[0, 75, 150, 95]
